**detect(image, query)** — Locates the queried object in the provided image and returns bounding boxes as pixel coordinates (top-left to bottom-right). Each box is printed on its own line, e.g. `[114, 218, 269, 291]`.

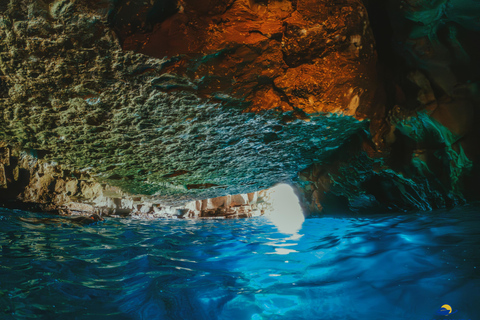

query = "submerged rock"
[18, 213, 104, 226]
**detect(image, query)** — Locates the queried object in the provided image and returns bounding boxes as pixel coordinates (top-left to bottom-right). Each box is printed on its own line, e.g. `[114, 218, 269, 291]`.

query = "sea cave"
[0, 0, 479, 319]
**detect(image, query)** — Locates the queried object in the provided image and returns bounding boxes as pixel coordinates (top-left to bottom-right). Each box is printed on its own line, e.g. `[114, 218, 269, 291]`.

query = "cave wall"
[0, 0, 381, 212]
[111, 0, 379, 117]
[299, 0, 480, 214]
[0, 145, 268, 218]
[0, 0, 479, 216]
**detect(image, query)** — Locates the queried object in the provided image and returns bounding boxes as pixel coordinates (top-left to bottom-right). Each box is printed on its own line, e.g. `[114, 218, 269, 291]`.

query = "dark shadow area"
[108, 0, 179, 45]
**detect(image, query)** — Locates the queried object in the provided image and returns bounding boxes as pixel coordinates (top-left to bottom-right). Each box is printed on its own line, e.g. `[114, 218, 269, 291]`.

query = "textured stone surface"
[1, 0, 479, 216]
[0, 0, 377, 208]
[116, 0, 378, 116]
[0, 146, 272, 219]
[298, 0, 480, 214]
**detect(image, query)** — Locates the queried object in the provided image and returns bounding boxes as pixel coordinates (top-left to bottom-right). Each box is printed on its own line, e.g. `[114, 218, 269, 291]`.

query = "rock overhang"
[2, 0, 479, 216]
[0, 0, 377, 207]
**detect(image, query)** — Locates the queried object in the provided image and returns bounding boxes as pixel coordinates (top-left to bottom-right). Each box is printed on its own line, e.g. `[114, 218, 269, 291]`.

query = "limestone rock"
[1, 0, 479, 215]
[0, 0, 376, 208]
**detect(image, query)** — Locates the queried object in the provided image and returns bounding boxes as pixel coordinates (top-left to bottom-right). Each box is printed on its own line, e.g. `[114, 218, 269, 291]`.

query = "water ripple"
[0, 208, 479, 319]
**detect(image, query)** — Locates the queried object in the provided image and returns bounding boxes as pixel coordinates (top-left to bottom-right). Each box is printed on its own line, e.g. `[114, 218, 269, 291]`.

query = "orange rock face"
[120, 0, 379, 117]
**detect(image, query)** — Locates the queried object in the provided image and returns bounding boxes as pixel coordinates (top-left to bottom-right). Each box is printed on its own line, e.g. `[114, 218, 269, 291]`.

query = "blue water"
[0, 207, 479, 320]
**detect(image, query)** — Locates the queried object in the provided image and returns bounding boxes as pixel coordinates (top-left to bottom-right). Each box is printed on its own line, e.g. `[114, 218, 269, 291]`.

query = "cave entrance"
[181, 183, 305, 234]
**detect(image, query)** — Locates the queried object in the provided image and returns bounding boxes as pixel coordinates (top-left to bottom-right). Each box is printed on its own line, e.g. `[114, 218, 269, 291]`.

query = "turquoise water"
[0, 207, 479, 320]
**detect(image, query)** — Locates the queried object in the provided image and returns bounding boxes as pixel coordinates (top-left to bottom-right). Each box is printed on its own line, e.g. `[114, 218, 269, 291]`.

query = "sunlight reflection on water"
[264, 184, 305, 235]
[0, 207, 479, 320]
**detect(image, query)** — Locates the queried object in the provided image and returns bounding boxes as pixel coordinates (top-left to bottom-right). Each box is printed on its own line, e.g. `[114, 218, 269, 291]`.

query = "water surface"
[0, 207, 479, 319]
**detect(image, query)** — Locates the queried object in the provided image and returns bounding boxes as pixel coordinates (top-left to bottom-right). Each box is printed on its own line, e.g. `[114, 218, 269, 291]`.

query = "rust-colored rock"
[0, 0, 377, 212]
[2, 0, 478, 216]
[117, 0, 379, 117]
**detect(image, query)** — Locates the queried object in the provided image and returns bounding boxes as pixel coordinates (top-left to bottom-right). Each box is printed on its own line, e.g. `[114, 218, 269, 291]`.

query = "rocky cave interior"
[0, 0, 479, 219]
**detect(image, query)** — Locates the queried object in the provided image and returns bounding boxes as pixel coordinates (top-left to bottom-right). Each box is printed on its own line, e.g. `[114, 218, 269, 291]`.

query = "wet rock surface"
[17, 213, 104, 226]
[0, 0, 374, 208]
[299, 0, 480, 214]
[0, 0, 479, 216]
[0, 146, 267, 218]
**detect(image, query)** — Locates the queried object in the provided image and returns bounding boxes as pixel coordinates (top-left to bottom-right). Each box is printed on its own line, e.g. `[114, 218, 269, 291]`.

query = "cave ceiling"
[0, 0, 479, 213]
[0, 0, 378, 205]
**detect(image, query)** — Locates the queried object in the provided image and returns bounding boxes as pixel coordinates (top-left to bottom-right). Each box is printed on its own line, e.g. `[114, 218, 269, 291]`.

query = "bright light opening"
[263, 184, 305, 234]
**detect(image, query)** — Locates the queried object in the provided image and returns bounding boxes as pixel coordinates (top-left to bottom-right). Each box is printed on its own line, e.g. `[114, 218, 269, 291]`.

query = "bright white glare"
[266, 248, 298, 255]
[264, 184, 305, 234]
